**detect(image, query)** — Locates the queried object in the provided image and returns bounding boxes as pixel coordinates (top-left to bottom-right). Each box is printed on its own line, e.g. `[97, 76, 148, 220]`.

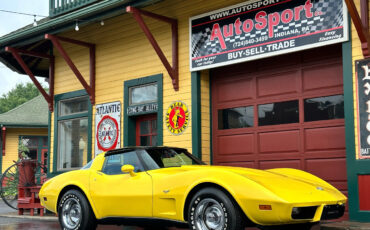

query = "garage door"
[211, 45, 347, 200]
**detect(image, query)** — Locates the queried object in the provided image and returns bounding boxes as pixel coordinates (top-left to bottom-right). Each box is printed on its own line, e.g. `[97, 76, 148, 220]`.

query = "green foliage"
[0, 83, 46, 114]
[18, 139, 30, 160]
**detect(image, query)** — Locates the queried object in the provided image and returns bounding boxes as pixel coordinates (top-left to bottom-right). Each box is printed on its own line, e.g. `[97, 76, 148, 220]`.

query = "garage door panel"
[258, 130, 300, 154]
[257, 71, 299, 98]
[304, 126, 345, 152]
[218, 161, 256, 168]
[215, 78, 254, 103]
[302, 63, 343, 92]
[305, 158, 347, 182]
[217, 134, 254, 155]
[259, 160, 301, 170]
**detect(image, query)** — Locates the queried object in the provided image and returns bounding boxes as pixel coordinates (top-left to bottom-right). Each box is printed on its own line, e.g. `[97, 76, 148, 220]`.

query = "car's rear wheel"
[58, 189, 96, 230]
[188, 187, 245, 230]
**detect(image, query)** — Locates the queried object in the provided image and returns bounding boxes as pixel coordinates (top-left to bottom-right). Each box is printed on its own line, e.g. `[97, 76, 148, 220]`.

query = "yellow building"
[0, 0, 369, 221]
[0, 95, 48, 174]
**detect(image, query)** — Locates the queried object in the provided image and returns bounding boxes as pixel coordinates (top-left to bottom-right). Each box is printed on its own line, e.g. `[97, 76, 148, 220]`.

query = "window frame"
[52, 90, 92, 176]
[124, 74, 163, 147]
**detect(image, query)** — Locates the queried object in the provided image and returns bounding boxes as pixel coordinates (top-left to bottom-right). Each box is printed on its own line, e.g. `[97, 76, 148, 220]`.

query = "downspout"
[1, 126, 6, 156]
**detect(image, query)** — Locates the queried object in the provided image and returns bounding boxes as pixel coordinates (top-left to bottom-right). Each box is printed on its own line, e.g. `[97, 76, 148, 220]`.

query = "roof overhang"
[0, 0, 161, 77]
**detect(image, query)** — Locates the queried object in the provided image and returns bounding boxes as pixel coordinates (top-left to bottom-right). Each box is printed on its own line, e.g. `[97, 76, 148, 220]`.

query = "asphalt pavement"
[2, 201, 370, 230]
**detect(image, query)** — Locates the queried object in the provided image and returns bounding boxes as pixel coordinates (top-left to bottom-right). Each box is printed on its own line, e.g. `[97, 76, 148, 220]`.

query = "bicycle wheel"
[0, 163, 19, 210]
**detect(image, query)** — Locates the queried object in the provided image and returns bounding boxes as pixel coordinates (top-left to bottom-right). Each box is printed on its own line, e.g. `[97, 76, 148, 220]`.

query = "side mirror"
[121, 164, 136, 177]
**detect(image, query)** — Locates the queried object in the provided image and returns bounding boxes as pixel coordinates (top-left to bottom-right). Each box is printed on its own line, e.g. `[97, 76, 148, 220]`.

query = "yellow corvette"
[39, 147, 346, 230]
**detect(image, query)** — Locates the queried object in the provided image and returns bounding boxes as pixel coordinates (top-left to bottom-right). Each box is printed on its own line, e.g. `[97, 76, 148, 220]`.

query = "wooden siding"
[2, 128, 47, 173]
[49, 0, 245, 171]
[201, 70, 211, 163]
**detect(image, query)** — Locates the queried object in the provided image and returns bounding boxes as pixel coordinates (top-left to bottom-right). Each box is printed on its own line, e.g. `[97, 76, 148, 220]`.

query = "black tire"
[188, 187, 245, 230]
[58, 190, 96, 230]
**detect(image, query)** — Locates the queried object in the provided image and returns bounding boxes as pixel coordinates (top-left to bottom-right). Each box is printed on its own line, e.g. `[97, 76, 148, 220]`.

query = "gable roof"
[0, 95, 48, 127]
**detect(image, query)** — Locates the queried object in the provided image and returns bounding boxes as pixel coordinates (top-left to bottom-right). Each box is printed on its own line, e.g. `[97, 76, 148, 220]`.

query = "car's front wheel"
[188, 187, 245, 230]
[58, 189, 96, 230]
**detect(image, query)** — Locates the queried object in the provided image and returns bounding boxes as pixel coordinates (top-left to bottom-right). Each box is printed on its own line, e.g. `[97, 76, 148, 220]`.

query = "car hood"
[180, 165, 346, 203]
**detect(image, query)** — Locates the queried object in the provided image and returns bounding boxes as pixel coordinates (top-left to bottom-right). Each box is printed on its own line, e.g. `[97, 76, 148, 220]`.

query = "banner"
[95, 101, 121, 155]
[356, 59, 370, 159]
[190, 0, 348, 71]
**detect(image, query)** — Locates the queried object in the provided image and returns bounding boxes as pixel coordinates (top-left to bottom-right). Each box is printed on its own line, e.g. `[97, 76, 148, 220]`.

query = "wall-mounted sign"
[190, 0, 348, 71]
[166, 101, 189, 135]
[95, 102, 121, 155]
[127, 102, 158, 116]
[356, 59, 370, 159]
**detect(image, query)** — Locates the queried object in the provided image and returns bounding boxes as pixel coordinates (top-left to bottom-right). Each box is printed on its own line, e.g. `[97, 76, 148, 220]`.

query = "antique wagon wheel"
[0, 161, 47, 210]
[0, 163, 19, 210]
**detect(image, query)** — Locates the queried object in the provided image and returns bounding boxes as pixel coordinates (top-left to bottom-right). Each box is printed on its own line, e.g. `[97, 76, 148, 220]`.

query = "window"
[258, 100, 299, 126]
[55, 94, 90, 172]
[129, 83, 157, 105]
[136, 115, 157, 146]
[304, 95, 344, 122]
[59, 96, 88, 116]
[102, 151, 144, 175]
[218, 106, 254, 129]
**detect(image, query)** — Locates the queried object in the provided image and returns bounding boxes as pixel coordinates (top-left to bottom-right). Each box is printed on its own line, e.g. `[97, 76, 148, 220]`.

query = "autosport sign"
[190, 0, 348, 71]
[95, 101, 121, 155]
[356, 59, 370, 159]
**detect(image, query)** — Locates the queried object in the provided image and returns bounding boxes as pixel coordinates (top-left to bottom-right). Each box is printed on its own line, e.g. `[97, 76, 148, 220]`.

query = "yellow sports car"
[39, 147, 346, 230]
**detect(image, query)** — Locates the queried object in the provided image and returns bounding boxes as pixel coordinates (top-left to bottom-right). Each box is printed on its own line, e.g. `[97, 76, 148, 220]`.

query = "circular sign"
[166, 101, 189, 135]
[96, 115, 119, 151]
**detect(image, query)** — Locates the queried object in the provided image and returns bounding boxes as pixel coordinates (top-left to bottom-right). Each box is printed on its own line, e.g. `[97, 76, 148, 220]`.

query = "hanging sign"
[166, 101, 190, 135]
[356, 59, 370, 159]
[95, 101, 121, 155]
[190, 0, 348, 71]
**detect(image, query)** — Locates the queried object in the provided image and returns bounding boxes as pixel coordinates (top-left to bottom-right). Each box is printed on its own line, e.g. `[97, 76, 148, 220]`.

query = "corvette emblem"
[316, 187, 324, 191]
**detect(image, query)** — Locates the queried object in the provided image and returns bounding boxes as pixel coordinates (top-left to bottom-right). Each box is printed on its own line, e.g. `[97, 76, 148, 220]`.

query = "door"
[136, 114, 158, 146]
[89, 150, 152, 217]
[211, 45, 348, 215]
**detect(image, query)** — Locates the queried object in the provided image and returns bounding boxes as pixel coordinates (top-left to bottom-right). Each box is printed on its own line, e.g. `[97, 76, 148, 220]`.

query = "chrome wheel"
[62, 197, 82, 229]
[195, 198, 225, 230]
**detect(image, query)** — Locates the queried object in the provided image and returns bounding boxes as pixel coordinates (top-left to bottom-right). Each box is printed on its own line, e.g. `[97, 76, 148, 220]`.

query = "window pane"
[102, 151, 144, 174]
[58, 118, 88, 170]
[258, 100, 299, 126]
[59, 96, 88, 116]
[140, 136, 150, 146]
[151, 120, 157, 133]
[129, 84, 157, 105]
[218, 106, 254, 129]
[304, 95, 344, 122]
[140, 121, 150, 135]
[152, 135, 157, 146]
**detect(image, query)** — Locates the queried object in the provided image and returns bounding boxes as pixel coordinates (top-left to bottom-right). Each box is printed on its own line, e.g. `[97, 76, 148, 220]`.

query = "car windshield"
[143, 148, 205, 170]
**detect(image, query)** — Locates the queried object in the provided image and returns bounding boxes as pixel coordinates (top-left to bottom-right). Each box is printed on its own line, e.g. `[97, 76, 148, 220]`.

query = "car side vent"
[291, 206, 318, 219]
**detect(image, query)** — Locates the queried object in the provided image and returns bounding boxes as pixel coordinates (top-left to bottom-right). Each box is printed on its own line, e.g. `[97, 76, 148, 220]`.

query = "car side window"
[102, 151, 144, 175]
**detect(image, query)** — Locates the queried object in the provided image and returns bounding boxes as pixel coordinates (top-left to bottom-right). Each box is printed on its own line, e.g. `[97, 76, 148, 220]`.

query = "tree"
[0, 83, 41, 114]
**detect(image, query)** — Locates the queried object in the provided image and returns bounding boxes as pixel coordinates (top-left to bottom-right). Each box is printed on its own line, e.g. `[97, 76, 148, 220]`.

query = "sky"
[0, 0, 49, 96]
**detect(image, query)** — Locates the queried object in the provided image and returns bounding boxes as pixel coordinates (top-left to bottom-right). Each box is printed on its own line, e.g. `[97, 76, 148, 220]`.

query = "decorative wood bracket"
[5, 47, 55, 111]
[345, 0, 370, 57]
[127, 6, 179, 91]
[45, 34, 96, 104]
[1, 126, 5, 156]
